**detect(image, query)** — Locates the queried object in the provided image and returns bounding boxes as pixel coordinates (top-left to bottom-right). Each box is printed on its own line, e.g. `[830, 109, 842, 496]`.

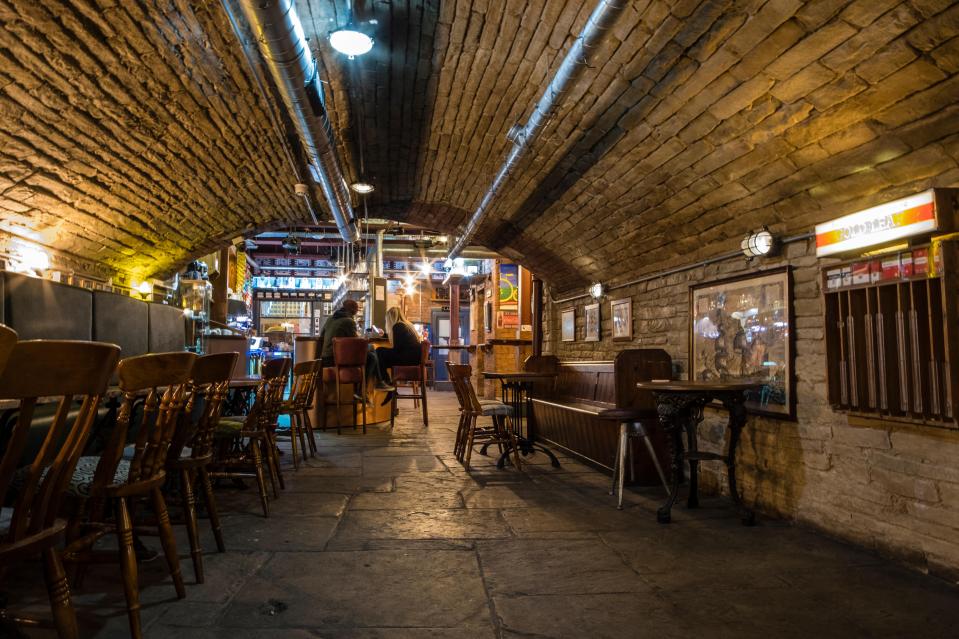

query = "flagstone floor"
[7, 392, 959, 638]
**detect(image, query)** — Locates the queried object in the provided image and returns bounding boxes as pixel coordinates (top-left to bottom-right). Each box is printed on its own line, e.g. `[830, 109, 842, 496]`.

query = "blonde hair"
[385, 306, 419, 344]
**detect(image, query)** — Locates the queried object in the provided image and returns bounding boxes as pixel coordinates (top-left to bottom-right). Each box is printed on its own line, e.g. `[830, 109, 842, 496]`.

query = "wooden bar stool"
[62, 351, 196, 639]
[166, 352, 237, 584]
[327, 337, 369, 434]
[390, 341, 431, 429]
[0, 331, 119, 639]
[598, 408, 670, 509]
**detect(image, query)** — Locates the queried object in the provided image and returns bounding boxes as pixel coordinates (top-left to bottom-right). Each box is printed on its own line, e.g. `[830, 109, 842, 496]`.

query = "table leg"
[657, 419, 685, 524]
[685, 404, 703, 509]
[723, 398, 756, 526]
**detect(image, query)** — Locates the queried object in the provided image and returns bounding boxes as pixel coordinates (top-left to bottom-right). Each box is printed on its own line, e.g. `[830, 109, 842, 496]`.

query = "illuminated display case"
[181, 278, 212, 353]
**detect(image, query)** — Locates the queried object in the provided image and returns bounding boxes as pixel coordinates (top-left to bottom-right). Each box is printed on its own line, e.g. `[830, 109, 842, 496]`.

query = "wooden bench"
[526, 349, 672, 486]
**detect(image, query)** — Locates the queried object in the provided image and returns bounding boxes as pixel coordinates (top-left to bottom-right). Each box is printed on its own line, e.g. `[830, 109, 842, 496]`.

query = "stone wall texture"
[544, 235, 959, 580]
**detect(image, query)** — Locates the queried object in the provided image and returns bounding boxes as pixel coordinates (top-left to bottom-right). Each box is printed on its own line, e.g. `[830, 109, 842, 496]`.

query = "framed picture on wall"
[561, 307, 575, 342]
[610, 298, 632, 341]
[689, 267, 795, 419]
[584, 303, 600, 342]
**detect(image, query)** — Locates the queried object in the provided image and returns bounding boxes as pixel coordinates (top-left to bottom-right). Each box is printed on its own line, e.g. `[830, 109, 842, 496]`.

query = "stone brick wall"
[544, 238, 959, 580]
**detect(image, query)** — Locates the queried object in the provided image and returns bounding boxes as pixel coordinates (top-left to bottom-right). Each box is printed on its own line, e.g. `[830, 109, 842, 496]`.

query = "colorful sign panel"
[498, 264, 519, 309]
[815, 190, 937, 257]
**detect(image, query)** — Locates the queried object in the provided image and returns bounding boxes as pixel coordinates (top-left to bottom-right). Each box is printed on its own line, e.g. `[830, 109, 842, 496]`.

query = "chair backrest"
[94, 352, 197, 492]
[289, 359, 321, 409]
[0, 325, 16, 376]
[447, 363, 482, 413]
[262, 356, 291, 380]
[445, 361, 467, 411]
[0, 340, 119, 543]
[333, 337, 368, 368]
[419, 340, 430, 366]
[177, 352, 237, 460]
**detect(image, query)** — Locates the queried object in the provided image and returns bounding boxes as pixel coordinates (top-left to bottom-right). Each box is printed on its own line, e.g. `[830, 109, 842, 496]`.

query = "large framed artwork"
[689, 267, 794, 419]
[561, 308, 576, 342]
[584, 303, 601, 342]
[610, 298, 632, 341]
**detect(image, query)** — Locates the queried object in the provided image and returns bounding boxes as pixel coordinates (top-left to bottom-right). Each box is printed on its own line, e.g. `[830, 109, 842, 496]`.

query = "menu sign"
[815, 190, 938, 257]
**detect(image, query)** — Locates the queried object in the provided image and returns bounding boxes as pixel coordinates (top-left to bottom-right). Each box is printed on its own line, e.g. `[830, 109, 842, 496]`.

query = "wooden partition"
[526, 349, 672, 485]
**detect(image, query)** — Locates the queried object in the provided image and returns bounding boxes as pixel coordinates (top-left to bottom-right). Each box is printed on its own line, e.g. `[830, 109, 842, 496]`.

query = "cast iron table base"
[638, 381, 759, 526]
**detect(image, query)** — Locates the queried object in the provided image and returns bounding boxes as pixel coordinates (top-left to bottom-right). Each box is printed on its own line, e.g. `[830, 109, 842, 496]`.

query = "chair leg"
[180, 468, 204, 584]
[116, 497, 143, 639]
[262, 438, 280, 498]
[616, 423, 628, 510]
[420, 374, 429, 428]
[250, 440, 271, 517]
[288, 413, 300, 471]
[296, 413, 310, 462]
[153, 487, 186, 599]
[42, 547, 79, 639]
[640, 430, 671, 495]
[507, 417, 522, 471]
[463, 415, 477, 471]
[270, 432, 286, 490]
[390, 388, 397, 430]
[361, 376, 368, 434]
[302, 410, 317, 456]
[199, 467, 226, 552]
[334, 375, 343, 435]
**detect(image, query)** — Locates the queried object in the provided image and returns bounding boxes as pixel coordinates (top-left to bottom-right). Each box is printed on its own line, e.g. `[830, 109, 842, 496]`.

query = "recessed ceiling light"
[329, 28, 373, 58]
[351, 182, 374, 194]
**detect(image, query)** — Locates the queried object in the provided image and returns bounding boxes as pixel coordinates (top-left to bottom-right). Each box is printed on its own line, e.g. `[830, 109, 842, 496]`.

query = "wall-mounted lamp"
[136, 281, 153, 297]
[7, 241, 50, 276]
[588, 282, 605, 299]
[741, 228, 777, 259]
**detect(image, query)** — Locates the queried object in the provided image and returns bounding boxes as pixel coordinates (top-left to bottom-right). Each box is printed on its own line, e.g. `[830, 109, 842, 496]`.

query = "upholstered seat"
[480, 403, 513, 417]
[391, 365, 421, 381]
[68, 457, 130, 497]
[215, 418, 245, 436]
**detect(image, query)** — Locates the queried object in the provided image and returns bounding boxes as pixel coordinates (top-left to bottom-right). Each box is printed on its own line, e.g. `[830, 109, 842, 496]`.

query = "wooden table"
[636, 380, 761, 526]
[483, 371, 560, 468]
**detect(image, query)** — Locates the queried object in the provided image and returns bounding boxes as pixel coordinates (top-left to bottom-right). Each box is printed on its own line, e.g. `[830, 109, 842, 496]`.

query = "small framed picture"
[584, 303, 600, 342]
[561, 307, 576, 342]
[610, 298, 632, 341]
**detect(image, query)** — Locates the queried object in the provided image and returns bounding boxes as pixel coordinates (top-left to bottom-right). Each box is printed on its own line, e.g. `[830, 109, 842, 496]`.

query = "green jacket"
[320, 309, 358, 361]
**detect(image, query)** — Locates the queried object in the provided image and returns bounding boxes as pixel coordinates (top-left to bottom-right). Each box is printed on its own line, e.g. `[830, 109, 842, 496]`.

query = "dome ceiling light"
[351, 181, 375, 194]
[329, 27, 373, 58]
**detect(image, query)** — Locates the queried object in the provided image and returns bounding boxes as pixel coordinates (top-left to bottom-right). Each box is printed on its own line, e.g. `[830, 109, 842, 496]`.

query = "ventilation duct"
[235, 0, 360, 244]
[448, 0, 628, 258]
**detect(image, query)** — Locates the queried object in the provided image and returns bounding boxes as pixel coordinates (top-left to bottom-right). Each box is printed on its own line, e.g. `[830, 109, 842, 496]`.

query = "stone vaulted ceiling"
[0, 0, 958, 289]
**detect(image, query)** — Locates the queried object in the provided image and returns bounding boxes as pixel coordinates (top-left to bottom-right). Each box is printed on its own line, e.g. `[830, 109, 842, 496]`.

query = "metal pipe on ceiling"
[448, 0, 628, 258]
[234, 0, 360, 244]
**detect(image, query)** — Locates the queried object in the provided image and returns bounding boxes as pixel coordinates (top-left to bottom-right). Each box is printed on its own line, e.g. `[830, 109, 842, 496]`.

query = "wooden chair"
[447, 363, 521, 471]
[210, 357, 290, 517]
[390, 341, 431, 429]
[62, 351, 196, 639]
[278, 359, 321, 467]
[325, 337, 369, 434]
[0, 337, 119, 639]
[166, 352, 236, 583]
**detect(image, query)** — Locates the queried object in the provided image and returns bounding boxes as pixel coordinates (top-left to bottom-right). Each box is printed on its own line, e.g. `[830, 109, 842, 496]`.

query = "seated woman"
[376, 307, 423, 402]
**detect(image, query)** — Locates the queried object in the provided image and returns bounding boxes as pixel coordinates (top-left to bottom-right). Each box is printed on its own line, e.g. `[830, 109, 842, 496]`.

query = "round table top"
[483, 371, 557, 380]
[636, 380, 761, 392]
[230, 376, 262, 388]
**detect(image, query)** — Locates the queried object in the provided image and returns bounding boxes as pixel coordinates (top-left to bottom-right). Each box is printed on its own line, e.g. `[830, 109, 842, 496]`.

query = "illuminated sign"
[815, 190, 937, 257]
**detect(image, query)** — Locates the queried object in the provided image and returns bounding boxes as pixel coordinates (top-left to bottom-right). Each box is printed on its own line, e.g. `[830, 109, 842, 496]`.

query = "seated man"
[319, 299, 393, 396]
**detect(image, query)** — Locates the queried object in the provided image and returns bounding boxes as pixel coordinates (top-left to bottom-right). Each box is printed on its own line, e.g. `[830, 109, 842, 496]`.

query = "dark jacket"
[320, 309, 358, 362]
[387, 322, 422, 364]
